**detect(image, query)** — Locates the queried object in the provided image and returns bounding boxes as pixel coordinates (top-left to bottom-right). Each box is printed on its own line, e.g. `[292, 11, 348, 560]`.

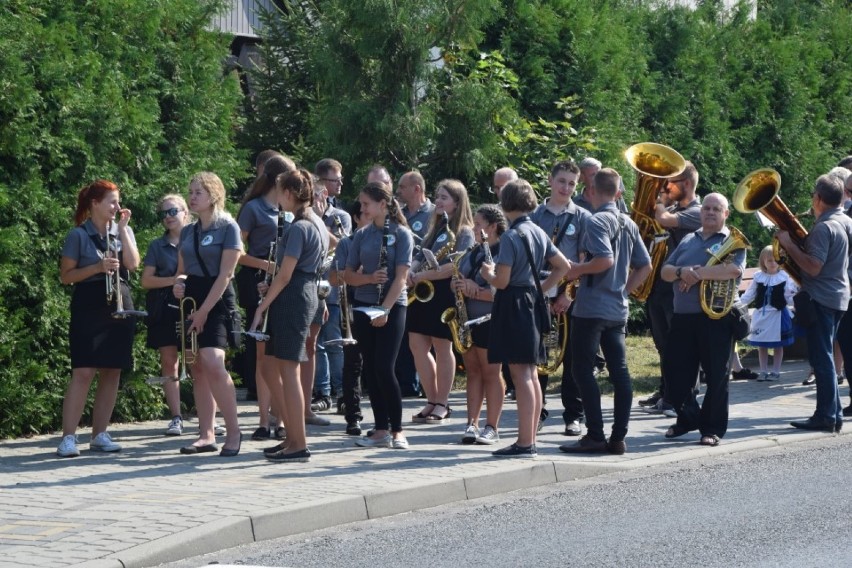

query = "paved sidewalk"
[1, 358, 850, 568]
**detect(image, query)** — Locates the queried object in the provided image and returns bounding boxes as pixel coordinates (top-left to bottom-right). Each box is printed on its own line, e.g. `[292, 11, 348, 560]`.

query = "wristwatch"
[675, 266, 683, 279]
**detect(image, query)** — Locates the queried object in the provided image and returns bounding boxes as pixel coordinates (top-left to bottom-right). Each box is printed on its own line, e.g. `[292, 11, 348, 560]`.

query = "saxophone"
[408, 212, 456, 304]
[441, 243, 477, 354]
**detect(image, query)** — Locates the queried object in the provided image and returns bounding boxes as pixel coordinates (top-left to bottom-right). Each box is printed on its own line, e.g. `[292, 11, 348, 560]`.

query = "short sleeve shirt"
[143, 233, 179, 277]
[665, 226, 747, 314]
[347, 222, 414, 305]
[404, 199, 435, 240]
[573, 204, 652, 321]
[529, 200, 591, 263]
[179, 217, 242, 277]
[458, 241, 500, 319]
[802, 209, 852, 311]
[280, 213, 329, 274]
[62, 219, 138, 283]
[237, 197, 279, 258]
[494, 217, 558, 287]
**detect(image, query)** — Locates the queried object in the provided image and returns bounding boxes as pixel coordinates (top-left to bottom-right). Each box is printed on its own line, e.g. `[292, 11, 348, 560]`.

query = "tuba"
[699, 226, 751, 319]
[732, 168, 807, 285]
[625, 142, 687, 301]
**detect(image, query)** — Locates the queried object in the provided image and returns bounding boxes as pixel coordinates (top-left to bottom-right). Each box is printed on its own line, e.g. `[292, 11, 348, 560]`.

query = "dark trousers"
[647, 284, 674, 397]
[806, 300, 844, 425]
[394, 331, 420, 397]
[352, 302, 406, 432]
[561, 306, 584, 424]
[835, 299, 852, 403]
[342, 342, 363, 423]
[665, 313, 733, 437]
[570, 316, 633, 442]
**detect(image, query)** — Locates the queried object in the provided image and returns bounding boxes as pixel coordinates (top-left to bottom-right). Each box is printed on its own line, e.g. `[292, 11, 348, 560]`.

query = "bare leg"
[278, 359, 307, 451]
[190, 357, 217, 446]
[159, 347, 181, 417]
[477, 348, 504, 429]
[198, 348, 241, 450]
[433, 337, 455, 412]
[510, 363, 541, 447]
[302, 323, 321, 420]
[255, 343, 271, 428]
[90, 368, 121, 436]
[409, 331, 437, 416]
[62, 368, 97, 436]
[463, 351, 484, 426]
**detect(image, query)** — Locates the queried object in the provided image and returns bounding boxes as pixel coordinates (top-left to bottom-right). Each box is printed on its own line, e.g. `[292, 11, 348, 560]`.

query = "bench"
[738, 267, 759, 293]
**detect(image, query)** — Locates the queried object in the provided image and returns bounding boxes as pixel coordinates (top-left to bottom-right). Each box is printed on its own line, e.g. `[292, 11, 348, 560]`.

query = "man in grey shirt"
[778, 174, 852, 432]
[396, 170, 434, 240]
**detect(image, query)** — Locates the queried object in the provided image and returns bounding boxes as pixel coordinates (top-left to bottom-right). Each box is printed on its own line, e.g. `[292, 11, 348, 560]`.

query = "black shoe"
[638, 391, 662, 408]
[563, 419, 582, 436]
[607, 438, 627, 455]
[336, 398, 346, 415]
[180, 443, 218, 455]
[731, 369, 750, 381]
[266, 448, 311, 463]
[345, 420, 362, 436]
[492, 443, 537, 458]
[836, 421, 843, 433]
[219, 434, 242, 457]
[251, 426, 270, 441]
[263, 441, 287, 456]
[790, 418, 836, 432]
[310, 396, 332, 412]
[842, 405, 852, 418]
[802, 371, 816, 386]
[559, 435, 608, 454]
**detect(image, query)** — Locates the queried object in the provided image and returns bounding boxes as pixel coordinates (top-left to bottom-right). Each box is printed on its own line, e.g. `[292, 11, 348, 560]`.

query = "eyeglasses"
[321, 177, 343, 184]
[158, 207, 183, 220]
[668, 178, 687, 185]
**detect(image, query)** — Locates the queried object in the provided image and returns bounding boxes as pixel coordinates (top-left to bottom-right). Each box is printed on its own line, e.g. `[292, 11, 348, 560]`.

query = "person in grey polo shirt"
[778, 175, 852, 432]
[659, 193, 746, 446]
[558, 168, 651, 455]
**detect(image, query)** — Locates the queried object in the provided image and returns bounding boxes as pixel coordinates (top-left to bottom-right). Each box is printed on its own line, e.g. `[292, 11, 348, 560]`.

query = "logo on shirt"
[201, 235, 214, 246]
[437, 233, 448, 243]
[284, 212, 295, 223]
[566, 223, 576, 236]
[412, 220, 423, 232]
[386, 234, 396, 246]
[709, 242, 721, 254]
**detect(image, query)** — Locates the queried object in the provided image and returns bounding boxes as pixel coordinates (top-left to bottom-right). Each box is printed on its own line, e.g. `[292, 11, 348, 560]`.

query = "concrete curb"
[92, 428, 848, 568]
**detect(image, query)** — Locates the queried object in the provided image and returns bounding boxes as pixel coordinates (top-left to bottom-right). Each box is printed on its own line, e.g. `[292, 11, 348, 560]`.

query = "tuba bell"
[732, 168, 807, 285]
[699, 226, 751, 319]
[625, 142, 687, 301]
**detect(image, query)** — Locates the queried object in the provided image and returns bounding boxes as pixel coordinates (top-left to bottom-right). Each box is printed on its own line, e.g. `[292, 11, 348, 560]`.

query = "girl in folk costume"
[739, 246, 798, 381]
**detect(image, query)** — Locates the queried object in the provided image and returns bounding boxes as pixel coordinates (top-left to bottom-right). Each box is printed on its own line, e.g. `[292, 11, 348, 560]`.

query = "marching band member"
[455, 205, 507, 445]
[251, 169, 329, 463]
[57, 180, 141, 458]
[172, 172, 243, 457]
[345, 182, 414, 448]
[141, 194, 191, 436]
[236, 155, 295, 441]
[481, 180, 570, 458]
[659, 193, 746, 446]
[558, 168, 651, 455]
[407, 180, 475, 423]
[529, 159, 591, 436]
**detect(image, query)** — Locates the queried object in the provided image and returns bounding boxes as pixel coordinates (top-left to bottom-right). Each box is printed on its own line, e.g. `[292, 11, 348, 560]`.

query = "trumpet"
[177, 297, 198, 380]
[106, 220, 147, 319]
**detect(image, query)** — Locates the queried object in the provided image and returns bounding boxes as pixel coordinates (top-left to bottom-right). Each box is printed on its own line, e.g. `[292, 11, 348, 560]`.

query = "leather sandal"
[664, 424, 690, 439]
[424, 403, 452, 422]
[699, 434, 721, 447]
[412, 402, 437, 423]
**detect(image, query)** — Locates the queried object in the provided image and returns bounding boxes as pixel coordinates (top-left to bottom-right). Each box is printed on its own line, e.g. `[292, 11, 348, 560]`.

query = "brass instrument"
[699, 226, 751, 319]
[177, 297, 198, 380]
[325, 242, 357, 348]
[441, 247, 476, 354]
[106, 220, 148, 319]
[625, 142, 687, 301]
[408, 212, 455, 304]
[248, 239, 278, 342]
[317, 250, 335, 300]
[537, 223, 571, 376]
[732, 168, 807, 285]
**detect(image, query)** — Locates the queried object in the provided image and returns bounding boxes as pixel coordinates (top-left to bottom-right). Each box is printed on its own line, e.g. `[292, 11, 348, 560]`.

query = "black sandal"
[425, 403, 452, 422]
[664, 424, 690, 439]
[412, 402, 437, 423]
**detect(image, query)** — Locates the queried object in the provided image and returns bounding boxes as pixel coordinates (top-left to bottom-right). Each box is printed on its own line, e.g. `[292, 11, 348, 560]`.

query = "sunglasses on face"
[158, 207, 183, 220]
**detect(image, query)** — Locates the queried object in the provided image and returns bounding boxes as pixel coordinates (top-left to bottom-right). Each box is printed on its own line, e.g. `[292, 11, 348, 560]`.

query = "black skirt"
[183, 276, 237, 350]
[471, 319, 491, 350]
[406, 278, 453, 340]
[145, 289, 180, 349]
[69, 280, 136, 369]
[487, 285, 544, 365]
[268, 271, 317, 362]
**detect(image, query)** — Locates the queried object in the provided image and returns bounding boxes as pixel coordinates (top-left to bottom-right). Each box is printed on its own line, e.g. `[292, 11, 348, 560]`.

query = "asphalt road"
[159, 435, 851, 568]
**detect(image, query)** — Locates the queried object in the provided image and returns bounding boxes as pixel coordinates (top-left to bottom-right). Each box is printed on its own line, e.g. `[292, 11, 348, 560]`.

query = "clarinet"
[376, 216, 390, 305]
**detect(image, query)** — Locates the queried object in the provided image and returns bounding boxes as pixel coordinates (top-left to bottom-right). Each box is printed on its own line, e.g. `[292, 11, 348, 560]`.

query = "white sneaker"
[392, 436, 409, 449]
[214, 423, 226, 436]
[56, 435, 80, 458]
[475, 425, 500, 445]
[165, 416, 183, 436]
[461, 424, 479, 444]
[89, 432, 121, 452]
[354, 434, 392, 448]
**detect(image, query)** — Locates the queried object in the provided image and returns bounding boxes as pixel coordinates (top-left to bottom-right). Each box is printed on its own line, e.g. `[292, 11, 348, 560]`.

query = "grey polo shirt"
[458, 241, 500, 319]
[802, 208, 852, 311]
[495, 217, 559, 287]
[279, 214, 329, 274]
[346, 221, 414, 306]
[418, 225, 475, 266]
[573, 203, 651, 322]
[237, 197, 278, 258]
[143, 233, 178, 277]
[62, 219, 137, 283]
[665, 226, 747, 314]
[179, 217, 241, 277]
[573, 191, 593, 213]
[323, 204, 352, 237]
[530, 199, 590, 263]
[650, 198, 702, 296]
[403, 199, 435, 240]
